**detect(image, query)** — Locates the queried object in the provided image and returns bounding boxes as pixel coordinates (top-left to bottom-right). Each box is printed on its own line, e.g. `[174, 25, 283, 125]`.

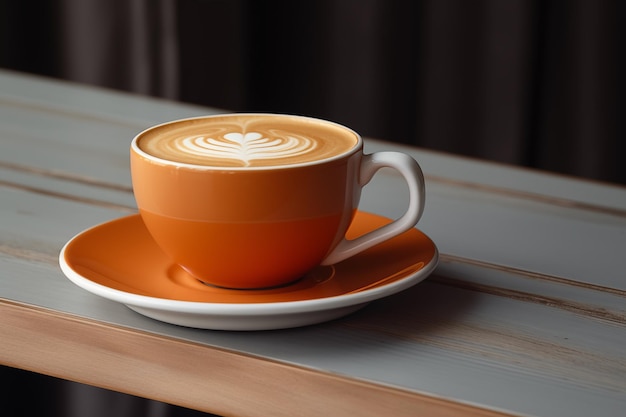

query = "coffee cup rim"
[131, 113, 363, 171]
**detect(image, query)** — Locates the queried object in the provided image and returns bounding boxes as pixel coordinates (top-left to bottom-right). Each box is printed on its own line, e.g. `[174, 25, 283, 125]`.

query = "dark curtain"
[0, 1, 625, 415]
[1, 0, 624, 184]
[1, 365, 212, 417]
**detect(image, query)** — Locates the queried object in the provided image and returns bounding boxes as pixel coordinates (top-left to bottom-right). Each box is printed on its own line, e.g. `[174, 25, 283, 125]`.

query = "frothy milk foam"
[137, 114, 358, 167]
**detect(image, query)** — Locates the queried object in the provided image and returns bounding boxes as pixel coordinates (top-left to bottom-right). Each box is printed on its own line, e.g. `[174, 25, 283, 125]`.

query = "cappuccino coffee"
[131, 113, 425, 289]
[137, 114, 358, 168]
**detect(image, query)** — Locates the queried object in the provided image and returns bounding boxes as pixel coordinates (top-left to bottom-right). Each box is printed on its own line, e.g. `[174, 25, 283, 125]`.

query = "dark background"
[2, 0, 625, 185]
[1, 1, 624, 417]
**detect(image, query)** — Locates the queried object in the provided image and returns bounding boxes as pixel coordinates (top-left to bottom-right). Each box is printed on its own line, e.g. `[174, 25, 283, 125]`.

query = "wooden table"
[1, 69, 625, 417]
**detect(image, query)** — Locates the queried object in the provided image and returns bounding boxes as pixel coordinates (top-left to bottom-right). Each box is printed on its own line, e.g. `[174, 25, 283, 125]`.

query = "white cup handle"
[321, 151, 425, 265]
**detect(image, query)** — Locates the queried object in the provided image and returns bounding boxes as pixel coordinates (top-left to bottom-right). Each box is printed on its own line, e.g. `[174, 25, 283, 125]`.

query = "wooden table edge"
[0, 299, 517, 417]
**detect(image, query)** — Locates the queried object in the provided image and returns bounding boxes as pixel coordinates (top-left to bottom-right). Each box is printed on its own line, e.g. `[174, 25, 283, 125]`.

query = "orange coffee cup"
[130, 113, 424, 289]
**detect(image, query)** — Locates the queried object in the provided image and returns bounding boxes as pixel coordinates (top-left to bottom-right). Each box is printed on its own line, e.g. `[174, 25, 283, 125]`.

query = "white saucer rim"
[60, 242, 438, 316]
[58, 215, 439, 317]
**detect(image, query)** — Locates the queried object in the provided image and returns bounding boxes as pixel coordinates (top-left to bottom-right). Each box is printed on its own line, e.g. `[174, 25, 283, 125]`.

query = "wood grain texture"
[1, 70, 625, 417]
[0, 300, 512, 417]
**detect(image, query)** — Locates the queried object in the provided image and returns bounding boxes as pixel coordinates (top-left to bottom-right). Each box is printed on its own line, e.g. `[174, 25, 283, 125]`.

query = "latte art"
[180, 130, 317, 166]
[136, 114, 358, 167]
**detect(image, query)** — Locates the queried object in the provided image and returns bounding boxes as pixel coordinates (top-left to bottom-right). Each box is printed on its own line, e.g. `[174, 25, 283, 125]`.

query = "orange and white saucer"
[59, 211, 438, 330]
